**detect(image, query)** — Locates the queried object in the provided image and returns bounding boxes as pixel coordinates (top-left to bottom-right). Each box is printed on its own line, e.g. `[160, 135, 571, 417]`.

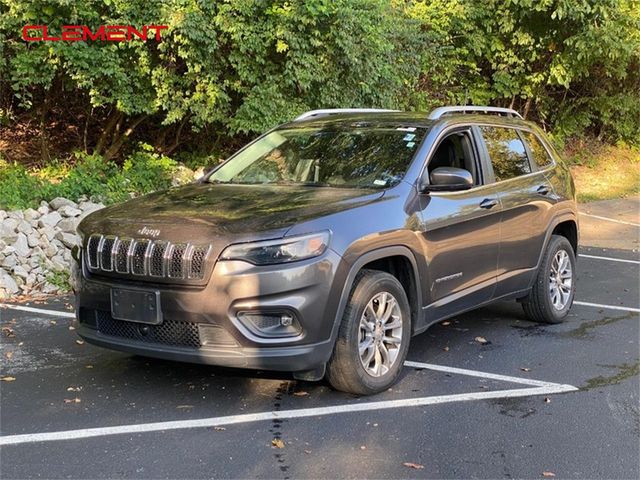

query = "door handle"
[479, 198, 498, 209]
[536, 185, 550, 195]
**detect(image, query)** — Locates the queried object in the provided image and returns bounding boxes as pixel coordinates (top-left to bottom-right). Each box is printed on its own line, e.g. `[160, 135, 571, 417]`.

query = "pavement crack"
[270, 380, 294, 479]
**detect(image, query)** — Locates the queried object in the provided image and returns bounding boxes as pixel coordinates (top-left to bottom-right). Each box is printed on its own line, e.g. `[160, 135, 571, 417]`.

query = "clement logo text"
[22, 25, 168, 42]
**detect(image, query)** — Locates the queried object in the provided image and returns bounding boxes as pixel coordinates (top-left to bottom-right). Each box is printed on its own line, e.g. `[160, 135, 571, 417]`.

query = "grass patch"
[566, 140, 640, 203]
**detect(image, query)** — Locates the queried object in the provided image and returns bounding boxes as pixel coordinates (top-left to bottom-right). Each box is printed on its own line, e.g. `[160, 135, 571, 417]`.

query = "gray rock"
[17, 219, 32, 234]
[27, 233, 40, 248]
[55, 231, 79, 249]
[1, 254, 17, 268]
[38, 211, 62, 228]
[0, 269, 18, 294]
[23, 208, 41, 221]
[50, 197, 78, 210]
[2, 217, 18, 232]
[12, 233, 30, 257]
[12, 265, 29, 279]
[45, 244, 58, 257]
[40, 226, 56, 241]
[8, 211, 24, 220]
[57, 217, 78, 233]
[0, 210, 6, 222]
[58, 205, 82, 217]
[37, 204, 50, 215]
[0, 224, 18, 244]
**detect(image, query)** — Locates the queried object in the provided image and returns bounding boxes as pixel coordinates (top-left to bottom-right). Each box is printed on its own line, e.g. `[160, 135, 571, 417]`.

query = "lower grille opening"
[92, 310, 236, 349]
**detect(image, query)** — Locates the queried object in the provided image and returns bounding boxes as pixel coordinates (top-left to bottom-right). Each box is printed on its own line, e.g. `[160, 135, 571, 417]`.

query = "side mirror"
[421, 167, 473, 192]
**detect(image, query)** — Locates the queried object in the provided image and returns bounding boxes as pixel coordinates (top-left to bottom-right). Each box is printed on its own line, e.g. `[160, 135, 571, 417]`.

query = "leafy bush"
[0, 160, 45, 210]
[0, 147, 185, 210]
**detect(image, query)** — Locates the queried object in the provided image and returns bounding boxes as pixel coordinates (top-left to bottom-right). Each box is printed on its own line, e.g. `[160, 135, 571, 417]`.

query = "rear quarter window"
[480, 126, 531, 181]
[521, 131, 554, 169]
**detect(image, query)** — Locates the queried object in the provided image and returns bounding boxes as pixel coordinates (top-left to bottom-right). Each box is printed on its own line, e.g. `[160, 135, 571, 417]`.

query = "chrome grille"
[85, 234, 211, 282]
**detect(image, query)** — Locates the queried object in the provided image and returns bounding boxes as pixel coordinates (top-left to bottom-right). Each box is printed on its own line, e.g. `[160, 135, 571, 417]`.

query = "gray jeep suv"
[73, 106, 579, 394]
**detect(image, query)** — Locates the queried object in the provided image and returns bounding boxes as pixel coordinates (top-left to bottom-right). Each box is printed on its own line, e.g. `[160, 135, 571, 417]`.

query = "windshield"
[207, 125, 425, 189]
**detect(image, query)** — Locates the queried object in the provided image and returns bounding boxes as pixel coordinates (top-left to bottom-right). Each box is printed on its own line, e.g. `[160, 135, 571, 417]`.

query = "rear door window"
[480, 126, 531, 181]
[521, 131, 554, 169]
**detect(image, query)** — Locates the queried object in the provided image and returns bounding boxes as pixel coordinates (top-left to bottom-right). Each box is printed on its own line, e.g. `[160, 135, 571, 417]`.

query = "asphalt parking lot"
[1, 200, 638, 479]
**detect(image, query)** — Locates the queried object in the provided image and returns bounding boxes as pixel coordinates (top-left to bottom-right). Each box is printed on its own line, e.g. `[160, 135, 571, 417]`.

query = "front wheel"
[326, 269, 411, 395]
[522, 235, 576, 324]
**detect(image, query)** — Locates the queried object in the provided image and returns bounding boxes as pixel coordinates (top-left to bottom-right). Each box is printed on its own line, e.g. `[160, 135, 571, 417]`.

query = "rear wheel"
[522, 235, 576, 324]
[326, 269, 411, 395]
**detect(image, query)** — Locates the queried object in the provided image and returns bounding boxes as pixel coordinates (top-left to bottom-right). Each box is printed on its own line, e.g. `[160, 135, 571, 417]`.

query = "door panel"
[418, 184, 502, 316]
[477, 125, 556, 296]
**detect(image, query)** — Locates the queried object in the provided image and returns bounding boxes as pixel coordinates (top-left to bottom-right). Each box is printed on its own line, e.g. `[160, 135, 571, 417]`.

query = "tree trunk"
[95, 110, 123, 155]
[103, 115, 148, 160]
[164, 117, 188, 155]
[523, 97, 532, 119]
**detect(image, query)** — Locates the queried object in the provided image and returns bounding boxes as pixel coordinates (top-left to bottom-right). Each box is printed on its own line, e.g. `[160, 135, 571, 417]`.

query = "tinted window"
[521, 131, 553, 169]
[208, 126, 426, 189]
[480, 127, 531, 181]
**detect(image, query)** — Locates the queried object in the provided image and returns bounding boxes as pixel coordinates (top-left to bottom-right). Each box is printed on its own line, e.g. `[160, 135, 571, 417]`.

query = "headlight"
[219, 231, 330, 265]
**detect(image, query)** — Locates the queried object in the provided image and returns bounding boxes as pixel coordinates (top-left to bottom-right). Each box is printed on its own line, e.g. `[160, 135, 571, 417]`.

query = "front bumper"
[74, 249, 345, 372]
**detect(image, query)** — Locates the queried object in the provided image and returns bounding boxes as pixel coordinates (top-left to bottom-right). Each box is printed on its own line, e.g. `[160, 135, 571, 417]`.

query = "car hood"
[78, 183, 385, 243]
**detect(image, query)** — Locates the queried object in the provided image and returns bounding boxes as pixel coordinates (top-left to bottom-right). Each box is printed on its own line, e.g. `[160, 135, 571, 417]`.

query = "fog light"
[237, 311, 301, 338]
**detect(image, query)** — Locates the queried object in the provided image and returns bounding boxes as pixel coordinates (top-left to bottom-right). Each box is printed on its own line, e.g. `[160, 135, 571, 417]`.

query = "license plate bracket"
[110, 288, 162, 325]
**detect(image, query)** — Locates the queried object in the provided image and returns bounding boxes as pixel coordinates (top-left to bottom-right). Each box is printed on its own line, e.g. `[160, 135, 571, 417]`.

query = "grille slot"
[168, 244, 187, 278]
[131, 240, 150, 275]
[85, 235, 211, 283]
[87, 235, 101, 269]
[189, 245, 209, 279]
[115, 238, 132, 273]
[100, 237, 116, 271]
[149, 241, 168, 277]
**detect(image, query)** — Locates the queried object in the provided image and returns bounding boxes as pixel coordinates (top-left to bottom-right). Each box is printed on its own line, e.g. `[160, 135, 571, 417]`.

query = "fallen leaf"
[64, 398, 81, 404]
[441, 321, 451, 326]
[76, 340, 84, 345]
[176, 405, 193, 409]
[542, 472, 555, 477]
[85, 364, 94, 369]
[403, 462, 424, 470]
[5, 351, 14, 360]
[50, 320, 57, 325]
[304, 449, 312, 454]
[520, 367, 531, 372]
[360, 445, 366, 450]
[66, 386, 82, 392]
[17, 342, 24, 346]
[474, 336, 488, 344]
[1, 376, 16, 382]
[293, 391, 309, 397]
[443, 346, 450, 352]
[69, 325, 76, 331]
[271, 438, 285, 449]
[544, 397, 551, 403]
[213, 426, 226, 431]
[2, 327, 15, 337]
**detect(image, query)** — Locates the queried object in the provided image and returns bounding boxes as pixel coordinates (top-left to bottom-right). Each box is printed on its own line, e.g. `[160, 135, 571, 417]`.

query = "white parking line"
[0, 360, 577, 446]
[579, 254, 639, 265]
[0, 304, 76, 319]
[579, 212, 640, 227]
[573, 301, 640, 313]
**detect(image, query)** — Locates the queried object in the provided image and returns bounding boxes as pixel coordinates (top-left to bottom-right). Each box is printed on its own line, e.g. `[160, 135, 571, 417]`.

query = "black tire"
[522, 235, 576, 324]
[326, 269, 411, 395]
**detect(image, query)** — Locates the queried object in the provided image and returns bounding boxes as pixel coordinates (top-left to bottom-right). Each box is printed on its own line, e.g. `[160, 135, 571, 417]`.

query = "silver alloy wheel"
[358, 291, 403, 377]
[549, 249, 573, 310]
